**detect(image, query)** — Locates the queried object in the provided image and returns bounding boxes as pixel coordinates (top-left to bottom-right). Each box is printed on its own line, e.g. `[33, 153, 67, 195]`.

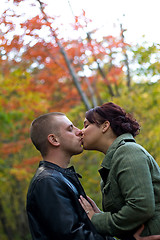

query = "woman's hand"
[79, 195, 101, 220]
[79, 198, 160, 240]
[86, 196, 101, 213]
[134, 225, 160, 240]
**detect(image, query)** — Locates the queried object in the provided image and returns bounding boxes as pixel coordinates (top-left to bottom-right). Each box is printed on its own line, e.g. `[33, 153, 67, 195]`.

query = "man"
[27, 112, 106, 240]
[26, 112, 160, 240]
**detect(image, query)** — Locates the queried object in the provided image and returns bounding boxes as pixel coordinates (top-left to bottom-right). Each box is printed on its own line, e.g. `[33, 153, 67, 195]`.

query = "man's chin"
[75, 148, 83, 154]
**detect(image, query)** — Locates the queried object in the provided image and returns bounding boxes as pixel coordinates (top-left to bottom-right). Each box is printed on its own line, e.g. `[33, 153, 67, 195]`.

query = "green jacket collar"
[101, 133, 135, 170]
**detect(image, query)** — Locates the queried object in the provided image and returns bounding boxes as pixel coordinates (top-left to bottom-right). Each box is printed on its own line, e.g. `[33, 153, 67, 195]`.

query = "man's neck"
[43, 151, 71, 169]
[44, 159, 69, 168]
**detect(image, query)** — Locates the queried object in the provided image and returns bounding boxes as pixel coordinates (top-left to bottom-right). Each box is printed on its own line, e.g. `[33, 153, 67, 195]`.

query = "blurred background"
[0, 0, 160, 239]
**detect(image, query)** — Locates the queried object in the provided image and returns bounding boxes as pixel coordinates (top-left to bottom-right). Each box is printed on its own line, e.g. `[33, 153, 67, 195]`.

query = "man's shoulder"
[32, 165, 63, 184]
[27, 165, 63, 195]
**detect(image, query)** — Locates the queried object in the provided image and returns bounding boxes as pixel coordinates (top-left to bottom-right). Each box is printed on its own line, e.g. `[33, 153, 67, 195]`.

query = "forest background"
[0, 0, 160, 239]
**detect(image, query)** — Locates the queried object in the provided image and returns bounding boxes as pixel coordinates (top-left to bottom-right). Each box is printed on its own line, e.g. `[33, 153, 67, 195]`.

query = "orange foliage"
[0, 139, 29, 157]
[13, 0, 23, 3]
[0, 2, 128, 181]
[73, 10, 92, 30]
[107, 66, 123, 84]
[0, 4, 127, 113]
[13, 156, 40, 171]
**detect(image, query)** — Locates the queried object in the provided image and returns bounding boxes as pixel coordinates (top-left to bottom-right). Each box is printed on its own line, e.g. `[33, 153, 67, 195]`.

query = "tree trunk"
[57, 40, 92, 110]
[120, 23, 131, 88]
[37, 0, 92, 110]
[96, 60, 115, 97]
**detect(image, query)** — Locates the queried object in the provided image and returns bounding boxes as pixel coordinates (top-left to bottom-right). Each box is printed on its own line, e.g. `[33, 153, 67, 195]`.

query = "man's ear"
[47, 134, 60, 147]
[102, 121, 110, 133]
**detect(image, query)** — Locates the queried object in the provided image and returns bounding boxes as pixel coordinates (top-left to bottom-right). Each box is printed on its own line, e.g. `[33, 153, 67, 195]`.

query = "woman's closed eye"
[83, 119, 90, 129]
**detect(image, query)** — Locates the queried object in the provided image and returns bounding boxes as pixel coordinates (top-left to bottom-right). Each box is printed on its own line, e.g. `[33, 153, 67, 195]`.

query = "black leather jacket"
[26, 161, 108, 240]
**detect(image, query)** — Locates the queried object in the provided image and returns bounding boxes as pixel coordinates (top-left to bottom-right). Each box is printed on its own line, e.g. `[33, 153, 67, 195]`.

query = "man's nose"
[75, 128, 83, 136]
[81, 127, 84, 132]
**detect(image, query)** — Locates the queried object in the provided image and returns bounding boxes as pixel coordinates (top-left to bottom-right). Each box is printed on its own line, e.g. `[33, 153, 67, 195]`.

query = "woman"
[80, 102, 160, 239]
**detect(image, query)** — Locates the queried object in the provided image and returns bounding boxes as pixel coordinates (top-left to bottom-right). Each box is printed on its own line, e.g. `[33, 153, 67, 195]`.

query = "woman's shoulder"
[116, 140, 143, 154]
[113, 141, 148, 166]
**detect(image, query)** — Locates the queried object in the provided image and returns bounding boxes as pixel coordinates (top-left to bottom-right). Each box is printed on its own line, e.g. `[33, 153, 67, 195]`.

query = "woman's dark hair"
[85, 102, 140, 137]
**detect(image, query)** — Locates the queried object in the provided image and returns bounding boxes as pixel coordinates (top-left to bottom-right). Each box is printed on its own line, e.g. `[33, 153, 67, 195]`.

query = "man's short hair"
[30, 112, 65, 157]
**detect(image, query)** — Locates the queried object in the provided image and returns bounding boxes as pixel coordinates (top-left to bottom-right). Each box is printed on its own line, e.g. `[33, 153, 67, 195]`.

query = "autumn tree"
[1, 1, 160, 239]
[0, 0, 130, 111]
[131, 40, 160, 82]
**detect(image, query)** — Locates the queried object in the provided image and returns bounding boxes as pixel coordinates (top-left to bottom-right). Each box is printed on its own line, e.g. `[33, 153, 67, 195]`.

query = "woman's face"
[82, 118, 102, 150]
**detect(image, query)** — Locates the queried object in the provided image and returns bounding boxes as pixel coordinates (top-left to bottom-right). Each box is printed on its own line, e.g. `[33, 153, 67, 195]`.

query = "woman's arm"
[81, 144, 156, 237]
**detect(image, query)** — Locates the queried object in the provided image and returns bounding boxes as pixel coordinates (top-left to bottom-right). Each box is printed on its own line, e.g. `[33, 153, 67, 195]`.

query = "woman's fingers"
[79, 195, 96, 220]
[86, 196, 95, 206]
[79, 197, 86, 209]
[86, 196, 101, 213]
[79, 195, 92, 209]
[134, 225, 160, 240]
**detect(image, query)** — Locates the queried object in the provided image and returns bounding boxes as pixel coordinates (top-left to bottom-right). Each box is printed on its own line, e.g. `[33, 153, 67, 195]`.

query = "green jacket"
[91, 133, 160, 237]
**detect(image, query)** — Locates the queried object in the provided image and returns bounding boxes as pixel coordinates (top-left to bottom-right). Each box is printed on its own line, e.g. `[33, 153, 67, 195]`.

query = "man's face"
[56, 116, 83, 156]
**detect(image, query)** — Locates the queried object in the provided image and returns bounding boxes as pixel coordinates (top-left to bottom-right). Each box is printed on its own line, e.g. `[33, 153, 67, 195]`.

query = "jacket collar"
[101, 133, 135, 170]
[39, 160, 82, 178]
